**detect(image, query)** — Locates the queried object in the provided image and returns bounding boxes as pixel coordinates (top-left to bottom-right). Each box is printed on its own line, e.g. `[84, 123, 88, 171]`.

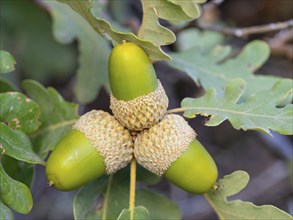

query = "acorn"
[134, 114, 218, 194]
[46, 110, 133, 191]
[109, 41, 168, 131]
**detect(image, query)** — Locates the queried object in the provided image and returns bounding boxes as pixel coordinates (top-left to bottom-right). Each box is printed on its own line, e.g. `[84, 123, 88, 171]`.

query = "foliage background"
[0, 0, 292, 219]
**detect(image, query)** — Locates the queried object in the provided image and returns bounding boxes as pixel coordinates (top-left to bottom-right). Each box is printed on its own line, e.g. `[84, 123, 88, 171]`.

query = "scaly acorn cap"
[134, 114, 196, 175]
[73, 110, 134, 174]
[110, 80, 168, 131]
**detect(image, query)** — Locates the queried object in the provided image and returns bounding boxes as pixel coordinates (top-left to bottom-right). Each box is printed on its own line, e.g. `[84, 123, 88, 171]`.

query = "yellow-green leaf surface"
[0, 164, 33, 214]
[138, 0, 204, 46]
[22, 80, 78, 159]
[205, 171, 293, 220]
[41, 0, 110, 103]
[182, 79, 293, 135]
[0, 50, 16, 74]
[57, 0, 171, 61]
[169, 33, 292, 98]
[117, 206, 151, 220]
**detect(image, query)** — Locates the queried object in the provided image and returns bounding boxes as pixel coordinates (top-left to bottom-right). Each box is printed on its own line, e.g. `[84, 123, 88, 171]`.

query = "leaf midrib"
[30, 119, 76, 138]
[183, 106, 291, 120]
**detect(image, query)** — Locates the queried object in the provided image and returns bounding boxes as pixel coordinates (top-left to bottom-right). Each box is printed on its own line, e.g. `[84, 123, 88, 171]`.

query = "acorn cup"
[134, 114, 218, 194]
[46, 110, 133, 191]
[109, 41, 169, 131]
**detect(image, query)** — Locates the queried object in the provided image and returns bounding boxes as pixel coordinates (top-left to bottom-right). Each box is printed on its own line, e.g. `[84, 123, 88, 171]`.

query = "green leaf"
[169, 38, 293, 98]
[0, 50, 16, 74]
[168, 0, 206, 18]
[176, 28, 224, 51]
[0, 123, 45, 165]
[205, 171, 293, 220]
[136, 164, 161, 185]
[73, 177, 107, 220]
[0, 163, 33, 214]
[43, 0, 111, 103]
[22, 80, 78, 159]
[1, 155, 35, 187]
[92, 169, 181, 220]
[138, 0, 204, 46]
[57, 0, 171, 61]
[182, 79, 293, 135]
[0, 92, 41, 133]
[0, 79, 18, 93]
[0, 90, 43, 164]
[138, 1, 175, 46]
[136, 189, 181, 220]
[1, 0, 76, 82]
[95, 173, 129, 220]
[117, 206, 151, 220]
[0, 199, 14, 220]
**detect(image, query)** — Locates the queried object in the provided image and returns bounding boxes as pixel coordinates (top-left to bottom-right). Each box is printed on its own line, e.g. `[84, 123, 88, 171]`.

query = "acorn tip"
[211, 183, 218, 190]
[48, 181, 54, 187]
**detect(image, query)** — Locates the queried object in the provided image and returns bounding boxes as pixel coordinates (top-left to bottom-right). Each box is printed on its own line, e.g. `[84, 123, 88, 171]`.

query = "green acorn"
[134, 114, 218, 194]
[46, 110, 133, 191]
[109, 41, 168, 131]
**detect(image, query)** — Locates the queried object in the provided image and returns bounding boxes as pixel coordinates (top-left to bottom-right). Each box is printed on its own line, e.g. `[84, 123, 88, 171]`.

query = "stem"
[167, 107, 186, 114]
[204, 193, 224, 220]
[102, 175, 113, 220]
[129, 158, 137, 220]
[199, 19, 293, 38]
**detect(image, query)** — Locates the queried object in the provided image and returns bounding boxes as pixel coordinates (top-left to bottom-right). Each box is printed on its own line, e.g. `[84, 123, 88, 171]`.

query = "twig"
[199, 19, 293, 38]
[200, 0, 223, 26]
[129, 158, 137, 220]
[266, 29, 293, 60]
[212, 0, 225, 5]
[203, 0, 225, 9]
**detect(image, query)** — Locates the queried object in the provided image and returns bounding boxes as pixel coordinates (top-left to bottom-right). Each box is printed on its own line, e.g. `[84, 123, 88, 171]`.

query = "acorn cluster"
[46, 42, 218, 194]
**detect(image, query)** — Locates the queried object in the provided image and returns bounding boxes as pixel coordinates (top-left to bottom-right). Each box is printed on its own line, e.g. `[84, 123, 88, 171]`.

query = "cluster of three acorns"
[46, 42, 218, 194]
